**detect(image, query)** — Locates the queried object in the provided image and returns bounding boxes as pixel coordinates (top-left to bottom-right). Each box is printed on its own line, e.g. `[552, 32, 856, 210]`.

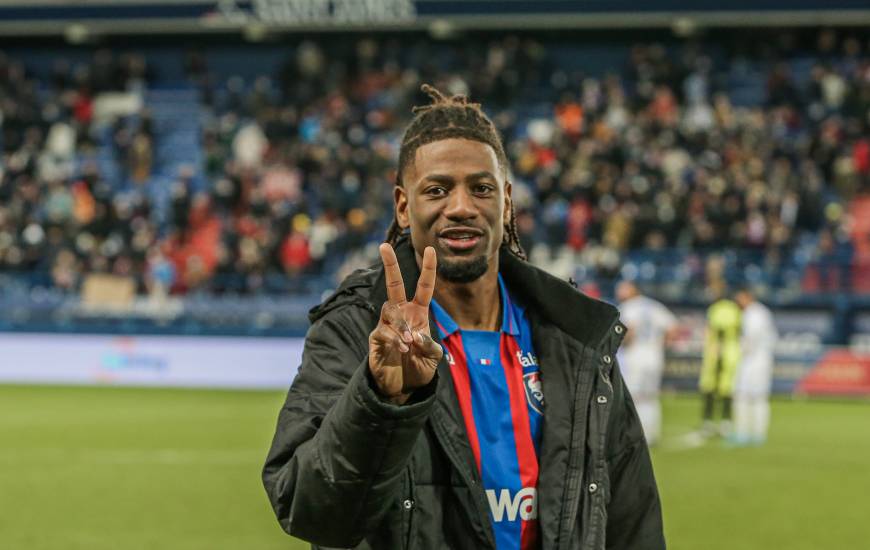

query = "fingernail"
[399, 343, 409, 353]
[403, 330, 412, 343]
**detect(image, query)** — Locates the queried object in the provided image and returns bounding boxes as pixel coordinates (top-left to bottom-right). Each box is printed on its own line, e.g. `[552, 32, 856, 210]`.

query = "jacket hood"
[310, 237, 621, 349]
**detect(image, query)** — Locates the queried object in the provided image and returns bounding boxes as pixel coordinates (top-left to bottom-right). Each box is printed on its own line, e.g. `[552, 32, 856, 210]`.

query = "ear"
[395, 184, 410, 229]
[503, 180, 513, 226]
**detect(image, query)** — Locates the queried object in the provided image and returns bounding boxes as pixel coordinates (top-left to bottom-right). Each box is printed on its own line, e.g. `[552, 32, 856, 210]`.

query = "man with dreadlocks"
[263, 85, 664, 550]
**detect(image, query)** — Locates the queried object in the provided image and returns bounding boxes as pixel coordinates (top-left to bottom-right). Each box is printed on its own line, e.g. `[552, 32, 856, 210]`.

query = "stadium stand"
[0, 30, 868, 336]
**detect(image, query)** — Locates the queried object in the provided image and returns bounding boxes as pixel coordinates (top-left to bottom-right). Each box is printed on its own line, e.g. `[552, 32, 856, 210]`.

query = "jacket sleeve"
[605, 358, 666, 549]
[262, 311, 438, 547]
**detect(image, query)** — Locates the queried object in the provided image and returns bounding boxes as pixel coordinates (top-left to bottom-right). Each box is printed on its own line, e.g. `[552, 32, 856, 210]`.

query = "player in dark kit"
[263, 85, 664, 549]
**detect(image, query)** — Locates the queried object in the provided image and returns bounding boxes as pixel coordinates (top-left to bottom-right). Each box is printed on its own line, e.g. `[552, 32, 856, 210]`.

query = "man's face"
[616, 281, 637, 303]
[396, 138, 511, 283]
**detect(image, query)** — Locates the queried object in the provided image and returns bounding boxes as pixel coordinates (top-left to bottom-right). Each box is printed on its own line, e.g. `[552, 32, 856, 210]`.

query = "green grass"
[0, 385, 867, 549]
[0, 385, 302, 550]
[655, 395, 870, 550]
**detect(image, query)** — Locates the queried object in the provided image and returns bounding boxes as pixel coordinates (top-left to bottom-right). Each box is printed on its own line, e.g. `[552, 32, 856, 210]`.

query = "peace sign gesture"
[368, 243, 443, 404]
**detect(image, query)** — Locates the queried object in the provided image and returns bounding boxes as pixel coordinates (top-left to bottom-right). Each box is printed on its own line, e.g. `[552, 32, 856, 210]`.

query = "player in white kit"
[616, 281, 679, 446]
[732, 288, 778, 445]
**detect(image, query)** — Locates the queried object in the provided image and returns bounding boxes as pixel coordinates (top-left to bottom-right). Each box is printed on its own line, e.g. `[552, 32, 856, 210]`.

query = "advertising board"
[0, 333, 303, 389]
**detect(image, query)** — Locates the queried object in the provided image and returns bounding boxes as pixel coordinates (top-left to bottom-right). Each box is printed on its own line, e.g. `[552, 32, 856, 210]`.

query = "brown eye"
[426, 186, 447, 197]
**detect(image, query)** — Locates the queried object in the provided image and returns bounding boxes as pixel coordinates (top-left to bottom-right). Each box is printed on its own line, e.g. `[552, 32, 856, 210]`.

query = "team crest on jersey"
[523, 372, 544, 414]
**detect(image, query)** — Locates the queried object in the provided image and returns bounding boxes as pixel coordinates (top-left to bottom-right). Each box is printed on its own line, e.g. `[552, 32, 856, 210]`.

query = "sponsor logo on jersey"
[486, 487, 538, 522]
[523, 372, 544, 413]
[516, 350, 538, 367]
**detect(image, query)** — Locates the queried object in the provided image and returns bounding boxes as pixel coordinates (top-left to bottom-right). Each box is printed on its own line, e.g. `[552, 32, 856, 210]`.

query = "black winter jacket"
[263, 239, 665, 549]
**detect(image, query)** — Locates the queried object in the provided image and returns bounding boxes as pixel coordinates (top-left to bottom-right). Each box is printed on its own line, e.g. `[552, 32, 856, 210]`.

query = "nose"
[443, 186, 477, 221]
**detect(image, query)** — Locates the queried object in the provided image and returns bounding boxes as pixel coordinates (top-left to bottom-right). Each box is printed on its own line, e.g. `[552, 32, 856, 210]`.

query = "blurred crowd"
[0, 50, 159, 293]
[1, 30, 868, 296]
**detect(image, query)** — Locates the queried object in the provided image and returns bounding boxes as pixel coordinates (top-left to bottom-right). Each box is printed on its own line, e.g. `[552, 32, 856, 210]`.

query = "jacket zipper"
[430, 404, 495, 549]
[427, 322, 495, 549]
[403, 462, 416, 549]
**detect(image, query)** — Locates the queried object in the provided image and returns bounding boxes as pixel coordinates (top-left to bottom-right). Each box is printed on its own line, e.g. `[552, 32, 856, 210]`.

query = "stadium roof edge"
[1, 9, 870, 37]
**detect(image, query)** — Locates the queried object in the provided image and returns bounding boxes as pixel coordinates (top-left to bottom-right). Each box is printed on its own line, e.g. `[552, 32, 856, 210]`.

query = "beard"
[438, 254, 489, 283]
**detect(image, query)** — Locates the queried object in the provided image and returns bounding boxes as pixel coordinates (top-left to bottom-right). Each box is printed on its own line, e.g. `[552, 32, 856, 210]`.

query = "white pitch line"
[659, 431, 710, 451]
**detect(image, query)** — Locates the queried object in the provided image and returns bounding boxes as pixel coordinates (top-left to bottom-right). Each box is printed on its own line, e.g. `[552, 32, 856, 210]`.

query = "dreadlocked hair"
[385, 83, 526, 261]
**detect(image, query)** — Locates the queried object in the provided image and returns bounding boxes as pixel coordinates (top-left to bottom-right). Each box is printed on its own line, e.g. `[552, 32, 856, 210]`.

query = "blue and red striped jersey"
[431, 274, 543, 550]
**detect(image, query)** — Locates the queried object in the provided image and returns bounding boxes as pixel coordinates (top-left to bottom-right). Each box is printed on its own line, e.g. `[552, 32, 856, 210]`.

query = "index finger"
[413, 246, 437, 307]
[379, 243, 407, 305]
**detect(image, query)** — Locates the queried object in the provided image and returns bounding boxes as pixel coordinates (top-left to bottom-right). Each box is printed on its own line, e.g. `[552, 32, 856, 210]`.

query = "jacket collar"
[370, 237, 621, 349]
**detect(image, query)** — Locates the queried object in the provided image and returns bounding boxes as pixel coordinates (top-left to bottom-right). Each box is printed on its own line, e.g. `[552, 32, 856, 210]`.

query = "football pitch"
[1, 385, 867, 550]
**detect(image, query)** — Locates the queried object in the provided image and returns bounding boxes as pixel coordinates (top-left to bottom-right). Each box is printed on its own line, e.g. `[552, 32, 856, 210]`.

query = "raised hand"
[368, 243, 443, 404]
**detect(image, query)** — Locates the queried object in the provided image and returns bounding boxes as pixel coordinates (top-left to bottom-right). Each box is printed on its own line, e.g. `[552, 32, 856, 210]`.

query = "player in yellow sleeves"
[699, 295, 742, 437]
